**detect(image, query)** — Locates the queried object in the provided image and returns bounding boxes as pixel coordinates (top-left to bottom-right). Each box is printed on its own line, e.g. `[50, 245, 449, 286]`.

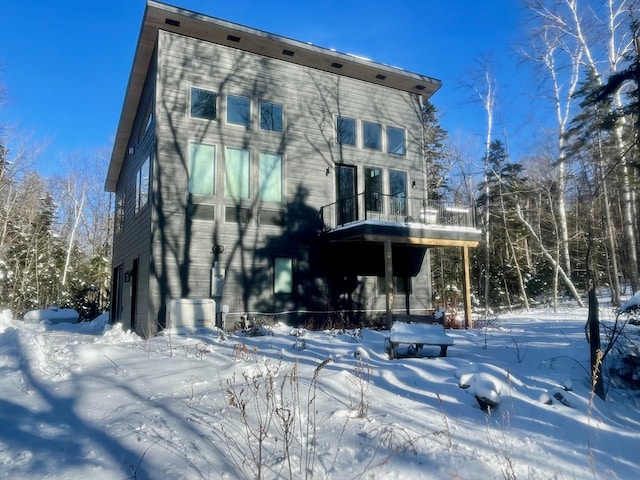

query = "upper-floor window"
[227, 95, 251, 128]
[138, 100, 153, 143]
[260, 101, 283, 132]
[363, 121, 382, 150]
[387, 126, 406, 155]
[191, 87, 217, 120]
[225, 147, 250, 199]
[135, 156, 150, 214]
[115, 194, 125, 233]
[336, 116, 356, 146]
[188, 142, 216, 195]
[259, 152, 282, 202]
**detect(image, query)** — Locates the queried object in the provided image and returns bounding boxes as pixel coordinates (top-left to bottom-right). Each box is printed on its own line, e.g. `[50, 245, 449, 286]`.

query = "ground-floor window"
[377, 276, 411, 294]
[274, 257, 293, 294]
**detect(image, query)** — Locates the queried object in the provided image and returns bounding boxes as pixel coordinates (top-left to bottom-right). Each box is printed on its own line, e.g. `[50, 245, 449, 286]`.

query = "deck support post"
[384, 239, 394, 329]
[462, 245, 473, 328]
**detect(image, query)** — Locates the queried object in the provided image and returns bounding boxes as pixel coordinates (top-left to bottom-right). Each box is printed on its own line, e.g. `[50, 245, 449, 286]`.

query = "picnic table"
[385, 321, 453, 359]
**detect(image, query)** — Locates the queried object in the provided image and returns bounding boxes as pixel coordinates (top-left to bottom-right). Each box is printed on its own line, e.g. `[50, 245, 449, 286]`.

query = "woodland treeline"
[0, 138, 111, 320]
[428, 0, 640, 312]
[2, 0, 640, 319]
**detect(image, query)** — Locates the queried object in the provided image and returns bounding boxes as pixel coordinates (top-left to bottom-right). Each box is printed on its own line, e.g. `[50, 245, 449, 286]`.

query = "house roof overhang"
[105, 0, 442, 192]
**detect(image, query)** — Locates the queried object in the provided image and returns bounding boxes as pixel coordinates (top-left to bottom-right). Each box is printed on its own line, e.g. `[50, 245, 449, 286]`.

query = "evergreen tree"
[475, 140, 528, 307]
[421, 101, 449, 200]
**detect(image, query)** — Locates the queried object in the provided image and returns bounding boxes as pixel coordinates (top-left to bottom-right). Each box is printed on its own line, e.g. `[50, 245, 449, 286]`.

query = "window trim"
[259, 100, 284, 133]
[224, 146, 251, 199]
[362, 120, 382, 151]
[188, 141, 216, 197]
[190, 86, 218, 121]
[364, 167, 383, 213]
[226, 94, 252, 128]
[386, 125, 406, 156]
[259, 151, 283, 203]
[336, 116, 357, 146]
[274, 257, 294, 294]
[135, 156, 150, 215]
[115, 193, 125, 234]
[377, 276, 411, 294]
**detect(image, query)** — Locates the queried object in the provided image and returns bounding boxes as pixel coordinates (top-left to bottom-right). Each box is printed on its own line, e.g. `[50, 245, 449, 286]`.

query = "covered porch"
[318, 196, 481, 328]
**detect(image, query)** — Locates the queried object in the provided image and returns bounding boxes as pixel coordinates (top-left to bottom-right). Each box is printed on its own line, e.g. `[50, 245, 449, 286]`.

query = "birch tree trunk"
[516, 204, 585, 307]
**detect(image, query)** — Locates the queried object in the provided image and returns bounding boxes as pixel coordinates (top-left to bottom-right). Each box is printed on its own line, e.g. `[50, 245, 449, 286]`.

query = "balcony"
[317, 192, 481, 329]
[319, 192, 478, 232]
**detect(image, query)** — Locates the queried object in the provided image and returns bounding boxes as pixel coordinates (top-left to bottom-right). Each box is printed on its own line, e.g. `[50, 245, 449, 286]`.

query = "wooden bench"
[385, 321, 453, 359]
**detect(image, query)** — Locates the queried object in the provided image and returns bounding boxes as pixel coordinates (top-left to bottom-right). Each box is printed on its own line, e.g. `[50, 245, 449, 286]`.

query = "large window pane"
[387, 126, 405, 155]
[227, 95, 251, 127]
[259, 152, 282, 202]
[191, 87, 217, 120]
[225, 147, 250, 199]
[189, 143, 215, 195]
[365, 167, 382, 212]
[377, 276, 411, 294]
[389, 170, 407, 215]
[336, 116, 356, 145]
[274, 257, 293, 294]
[363, 121, 382, 150]
[137, 156, 150, 212]
[260, 101, 283, 132]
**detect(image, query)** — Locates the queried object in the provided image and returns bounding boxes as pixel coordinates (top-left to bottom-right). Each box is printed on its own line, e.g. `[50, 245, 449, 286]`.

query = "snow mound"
[456, 363, 514, 411]
[619, 291, 640, 313]
[95, 323, 141, 344]
[23, 306, 79, 325]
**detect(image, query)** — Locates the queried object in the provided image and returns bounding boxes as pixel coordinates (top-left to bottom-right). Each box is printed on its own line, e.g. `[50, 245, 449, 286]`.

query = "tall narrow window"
[188, 142, 215, 195]
[363, 121, 382, 150]
[115, 194, 125, 233]
[138, 100, 153, 142]
[190, 87, 217, 120]
[227, 95, 251, 127]
[387, 126, 405, 155]
[260, 101, 283, 132]
[135, 156, 150, 214]
[274, 257, 293, 294]
[389, 170, 407, 216]
[259, 152, 282, 202]
[336, 116, 356, 146]
[365, 167, 382, 212]
[225, 147, 250, 199]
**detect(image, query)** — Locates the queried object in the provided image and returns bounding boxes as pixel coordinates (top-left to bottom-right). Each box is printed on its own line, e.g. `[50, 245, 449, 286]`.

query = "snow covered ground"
[1, 302, 639, 479]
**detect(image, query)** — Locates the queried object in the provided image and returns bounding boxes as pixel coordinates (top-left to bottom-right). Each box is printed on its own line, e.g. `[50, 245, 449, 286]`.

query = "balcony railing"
[319, 192, 477, 232]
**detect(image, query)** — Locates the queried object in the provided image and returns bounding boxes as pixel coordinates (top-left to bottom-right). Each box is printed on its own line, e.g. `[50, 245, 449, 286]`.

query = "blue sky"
[0, 1, 530, 175]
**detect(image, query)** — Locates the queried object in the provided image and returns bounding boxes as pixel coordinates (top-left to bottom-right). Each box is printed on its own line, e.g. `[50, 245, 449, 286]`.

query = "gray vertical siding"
[111, 55, 156, 335]
[120, 30, 431, 334]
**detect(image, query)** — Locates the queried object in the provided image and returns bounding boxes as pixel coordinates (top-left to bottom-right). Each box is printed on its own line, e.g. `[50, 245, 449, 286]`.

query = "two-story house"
[106, 1, 481, 337]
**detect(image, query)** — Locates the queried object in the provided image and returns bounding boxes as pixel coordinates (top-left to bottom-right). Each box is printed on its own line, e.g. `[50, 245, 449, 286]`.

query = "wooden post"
[462, 245, 473, 329]
[384, 239, 394, 329]
[588, 281, 605, 400]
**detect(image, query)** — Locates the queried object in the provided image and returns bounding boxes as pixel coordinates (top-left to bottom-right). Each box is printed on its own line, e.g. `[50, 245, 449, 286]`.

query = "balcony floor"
[319, 219, 481, 248]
